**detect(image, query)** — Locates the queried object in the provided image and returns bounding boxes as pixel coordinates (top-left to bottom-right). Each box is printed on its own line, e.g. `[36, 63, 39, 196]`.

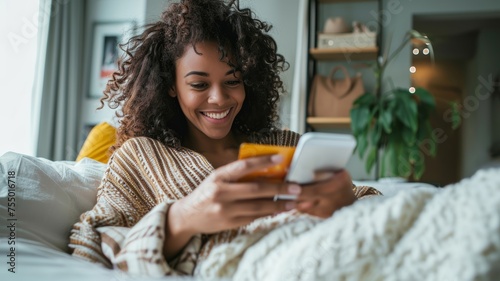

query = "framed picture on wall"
[88, 21, 135, 98]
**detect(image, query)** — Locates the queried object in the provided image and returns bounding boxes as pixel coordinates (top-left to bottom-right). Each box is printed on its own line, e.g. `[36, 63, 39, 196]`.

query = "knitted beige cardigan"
[69, 130, 380, 276]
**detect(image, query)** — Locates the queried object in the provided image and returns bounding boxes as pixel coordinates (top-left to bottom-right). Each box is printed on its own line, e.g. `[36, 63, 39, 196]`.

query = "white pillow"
[0, 152, 106, 253]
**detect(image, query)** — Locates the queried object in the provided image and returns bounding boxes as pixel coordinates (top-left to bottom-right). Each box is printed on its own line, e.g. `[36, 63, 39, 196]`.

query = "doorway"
[412, 12, 500, 186]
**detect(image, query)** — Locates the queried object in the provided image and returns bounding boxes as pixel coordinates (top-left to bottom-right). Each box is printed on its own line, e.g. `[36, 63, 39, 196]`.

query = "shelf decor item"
[350, 30, 461, 180]
[308, 65, 365, 118]
[317, 31, 377, 49]
[318, 17, 376, 49]
[322, 17, 350, 34]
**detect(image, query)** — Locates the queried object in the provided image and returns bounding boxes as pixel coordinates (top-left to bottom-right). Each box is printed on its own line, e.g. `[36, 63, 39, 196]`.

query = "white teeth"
[203, 109, 230, 119]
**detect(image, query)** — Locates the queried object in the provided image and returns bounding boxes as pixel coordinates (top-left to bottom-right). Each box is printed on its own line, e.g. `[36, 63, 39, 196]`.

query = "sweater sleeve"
[69, 138, 202, 276]
[353, 184, 383, 199]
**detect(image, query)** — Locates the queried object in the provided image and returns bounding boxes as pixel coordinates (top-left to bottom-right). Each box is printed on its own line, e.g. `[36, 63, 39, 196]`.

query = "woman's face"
[173, 41, 245, 141]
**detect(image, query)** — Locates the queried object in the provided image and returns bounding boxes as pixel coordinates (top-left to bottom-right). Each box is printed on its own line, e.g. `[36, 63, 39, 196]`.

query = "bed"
[1, 151, 499, 280]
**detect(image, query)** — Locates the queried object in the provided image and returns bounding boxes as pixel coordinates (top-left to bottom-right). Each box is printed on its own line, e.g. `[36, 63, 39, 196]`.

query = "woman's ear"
[169, 87, 177, 98]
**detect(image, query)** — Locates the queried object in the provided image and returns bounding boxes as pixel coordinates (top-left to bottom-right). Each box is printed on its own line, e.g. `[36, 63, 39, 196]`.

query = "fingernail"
[288, 184, 301, 195]
[285, 202, 296, 210]
[271, 154, 283, 163]
[315, 171, 335, 181]
[298, 201, 314, 210]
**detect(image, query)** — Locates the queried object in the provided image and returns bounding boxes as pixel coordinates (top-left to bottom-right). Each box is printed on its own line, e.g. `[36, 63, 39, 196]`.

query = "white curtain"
[290, 0, 309, 134]
[36, 0, 85, 161]
[0, 0, 45, 157]
[31, 0, 52, 155]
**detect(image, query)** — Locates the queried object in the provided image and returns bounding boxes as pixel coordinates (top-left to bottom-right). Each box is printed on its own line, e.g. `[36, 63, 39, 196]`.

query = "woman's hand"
[168, 154, 302, 237]
[294, 169, 357, 218]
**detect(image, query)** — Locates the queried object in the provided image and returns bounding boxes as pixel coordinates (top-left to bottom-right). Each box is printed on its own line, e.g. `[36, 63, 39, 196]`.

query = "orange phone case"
[238, 143, 295, 181]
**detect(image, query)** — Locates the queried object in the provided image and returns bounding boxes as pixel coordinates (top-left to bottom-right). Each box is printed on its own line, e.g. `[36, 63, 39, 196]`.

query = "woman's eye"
[190, 82, 208, 90]
[226, 80, 241, 87]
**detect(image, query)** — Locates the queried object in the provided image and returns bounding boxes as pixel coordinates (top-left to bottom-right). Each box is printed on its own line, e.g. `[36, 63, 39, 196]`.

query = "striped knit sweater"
[69, 130, 380, 276]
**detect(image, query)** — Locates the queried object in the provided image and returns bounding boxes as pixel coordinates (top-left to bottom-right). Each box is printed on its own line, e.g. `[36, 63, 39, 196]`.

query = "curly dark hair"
[101, 0, 289, 150]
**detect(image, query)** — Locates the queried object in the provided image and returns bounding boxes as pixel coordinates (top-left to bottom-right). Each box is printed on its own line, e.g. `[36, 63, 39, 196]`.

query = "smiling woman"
[0, 0, 42, 157]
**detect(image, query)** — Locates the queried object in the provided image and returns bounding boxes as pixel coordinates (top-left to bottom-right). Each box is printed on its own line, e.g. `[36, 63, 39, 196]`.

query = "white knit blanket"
[195, 168, 500, 280]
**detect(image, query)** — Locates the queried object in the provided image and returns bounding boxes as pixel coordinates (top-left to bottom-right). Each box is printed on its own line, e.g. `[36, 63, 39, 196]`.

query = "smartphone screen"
[285, 132, 356, 184]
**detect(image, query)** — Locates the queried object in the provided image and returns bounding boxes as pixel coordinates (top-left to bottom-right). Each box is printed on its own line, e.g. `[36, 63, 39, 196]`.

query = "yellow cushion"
[76, 122, 117, 163]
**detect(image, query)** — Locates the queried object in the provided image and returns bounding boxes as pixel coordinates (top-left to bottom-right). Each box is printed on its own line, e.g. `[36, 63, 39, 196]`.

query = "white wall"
[240, 0, 300, 129]
[144, 0, 168, 24]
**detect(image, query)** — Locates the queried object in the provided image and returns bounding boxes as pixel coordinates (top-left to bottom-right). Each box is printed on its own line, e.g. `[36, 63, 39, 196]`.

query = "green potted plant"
[350, 30, 461, 180]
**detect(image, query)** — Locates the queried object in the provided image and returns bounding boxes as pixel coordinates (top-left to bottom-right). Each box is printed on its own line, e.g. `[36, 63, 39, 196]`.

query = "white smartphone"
[277, 132, 356, 200]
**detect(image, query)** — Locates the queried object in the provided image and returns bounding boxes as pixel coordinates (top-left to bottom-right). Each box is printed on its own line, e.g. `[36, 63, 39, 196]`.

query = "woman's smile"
[200, 108, 232, 121]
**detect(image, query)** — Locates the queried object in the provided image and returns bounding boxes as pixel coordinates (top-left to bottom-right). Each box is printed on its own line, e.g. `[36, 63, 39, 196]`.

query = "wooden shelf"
[319, 0, 376, 3]
[310, 47, 378, 61]
[307, 117, 351, 130]
[305, 0, 380, 133]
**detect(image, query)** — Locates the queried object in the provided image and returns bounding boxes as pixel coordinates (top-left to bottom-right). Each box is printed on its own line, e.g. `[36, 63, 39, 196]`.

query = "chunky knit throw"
[194, 168, 500, 280]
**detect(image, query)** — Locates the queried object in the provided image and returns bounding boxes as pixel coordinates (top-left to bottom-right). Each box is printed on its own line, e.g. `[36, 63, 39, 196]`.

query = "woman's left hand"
[294, 169, 357, 218]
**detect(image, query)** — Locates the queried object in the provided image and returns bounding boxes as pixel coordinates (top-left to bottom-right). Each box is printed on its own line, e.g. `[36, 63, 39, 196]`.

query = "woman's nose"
[207, 85, 229, 105]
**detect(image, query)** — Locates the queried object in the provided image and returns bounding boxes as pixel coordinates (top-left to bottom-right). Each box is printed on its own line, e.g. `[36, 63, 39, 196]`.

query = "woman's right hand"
[168, 154, 302, 237]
